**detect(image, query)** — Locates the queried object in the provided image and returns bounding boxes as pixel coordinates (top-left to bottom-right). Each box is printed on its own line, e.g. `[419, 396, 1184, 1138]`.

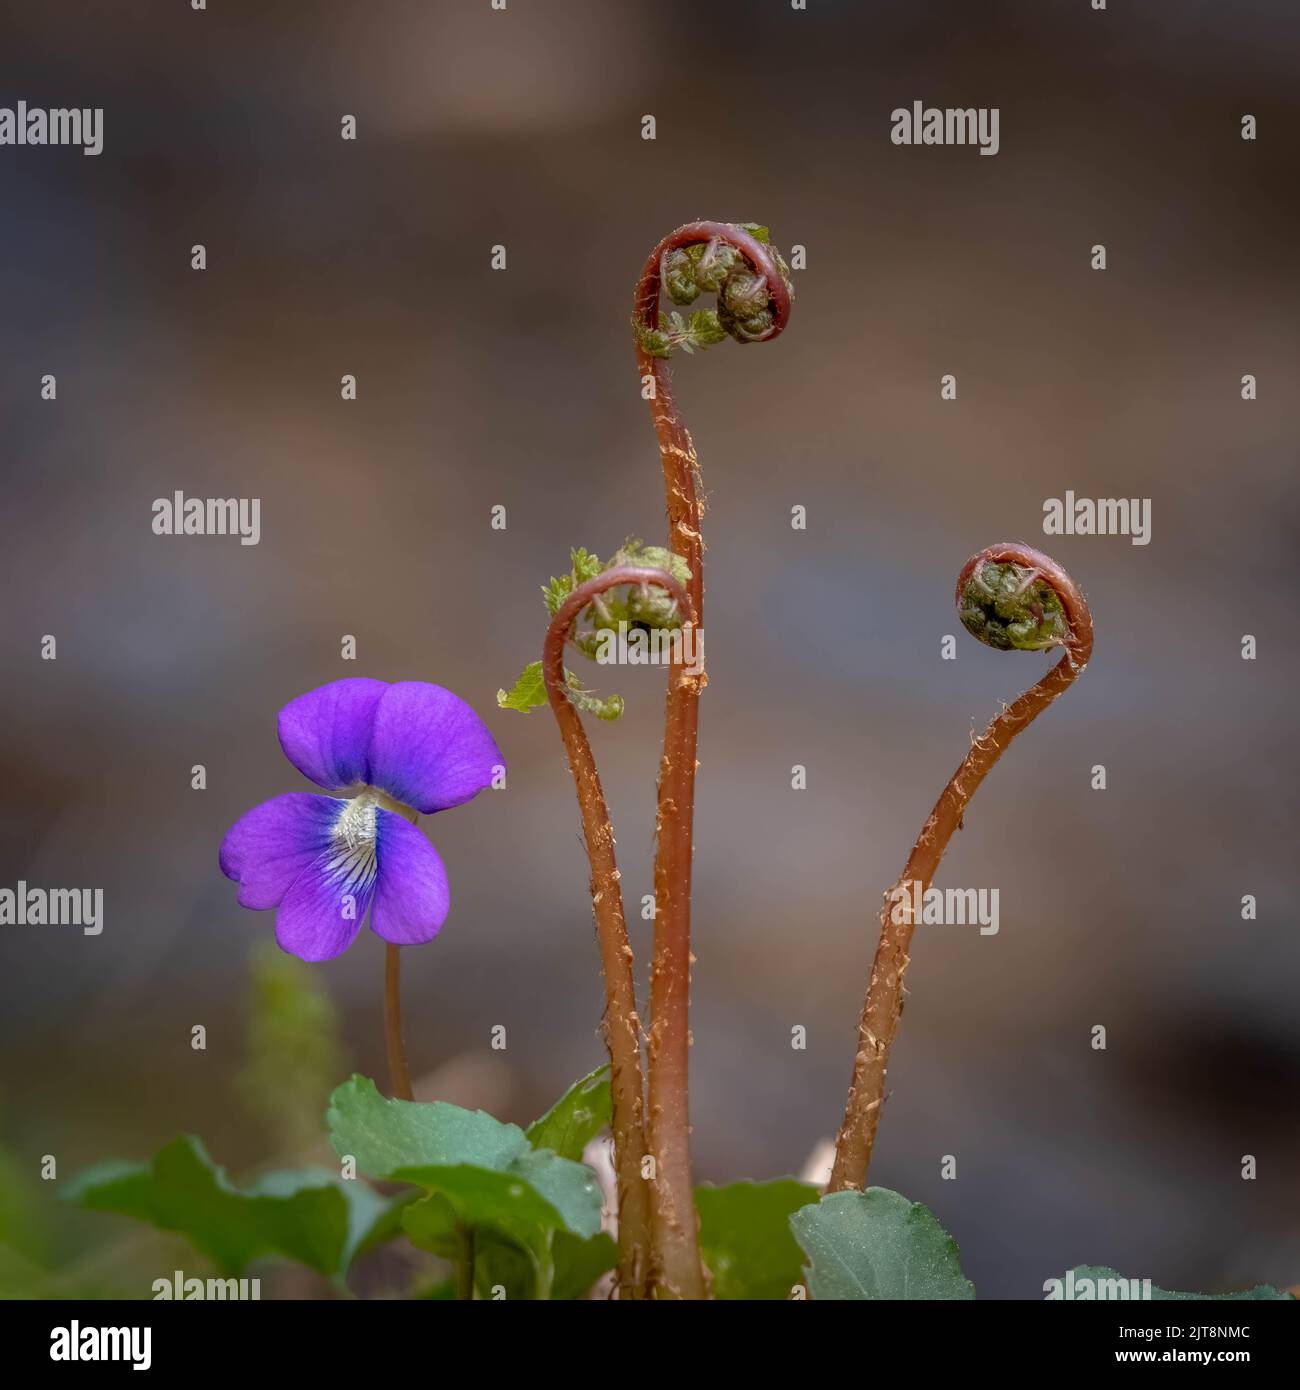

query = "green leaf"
[401, 1178, 559, 1265]
[497, 663, 623, 721]
[564, 677, 624, 722]
[525, 1067, 611, 1161]
[739, 222, 771, 243]
[1061, 1267, 1293, 1301]
[497, 661, 547, 714]
[570, 547, 602, 587]
[396, 1067, 615, 1300]
[452, 1228, 614, 1301]
[688, 309, 727, 348]
[542, 547, 604, 617]
[472, 1229, 545, 1300]
[697, 1180, 819, 1300]
[789, 1187, 976, 1300]
[346, 1187, 422, 1264]
[552, 1230, 617, 1300]
[330, 1075, 517, 1174]
[636, 323, 672, 358]
[328, 1076, 603, 1245]
[63, 1135, 388, 1279]
[606, 538, 691, 595]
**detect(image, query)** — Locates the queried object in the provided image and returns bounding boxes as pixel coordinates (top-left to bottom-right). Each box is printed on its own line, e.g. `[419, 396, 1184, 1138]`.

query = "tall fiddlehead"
[633, 222, 793, 1297]
[828, 543, 1094, 1193]
[542, 564, 696, 1300]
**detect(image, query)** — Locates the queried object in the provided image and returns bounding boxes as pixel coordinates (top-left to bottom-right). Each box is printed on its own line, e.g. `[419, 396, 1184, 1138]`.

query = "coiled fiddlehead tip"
[634, 220, 793, 358]
[956, 542, 1093, 664]
[542, 563, 699, 717]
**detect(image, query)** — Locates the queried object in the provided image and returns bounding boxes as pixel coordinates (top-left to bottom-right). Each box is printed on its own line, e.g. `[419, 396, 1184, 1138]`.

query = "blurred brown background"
[1, 0, 1297, 1297]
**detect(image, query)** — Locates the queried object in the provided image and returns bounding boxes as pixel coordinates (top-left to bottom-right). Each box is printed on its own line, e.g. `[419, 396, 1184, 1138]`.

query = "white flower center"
[327, 792, 381, 897]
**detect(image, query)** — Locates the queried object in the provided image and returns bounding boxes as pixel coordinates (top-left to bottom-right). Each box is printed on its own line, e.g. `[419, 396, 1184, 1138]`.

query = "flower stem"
[383, 943, 414, 1103]
[380, 798, 421, 1104]
[828, 544, 1094, 1192]
[543, 564, 695, 1300]
[457, 1225, 476, 1300]
[633, 223, 792, 1298]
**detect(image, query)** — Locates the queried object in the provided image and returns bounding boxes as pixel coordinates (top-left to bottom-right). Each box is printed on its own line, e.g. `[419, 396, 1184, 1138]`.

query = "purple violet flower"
[220, 678, 503, 962]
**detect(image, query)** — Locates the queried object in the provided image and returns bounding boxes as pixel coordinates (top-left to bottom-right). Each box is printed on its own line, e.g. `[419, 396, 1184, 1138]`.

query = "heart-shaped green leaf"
[328, 1074, 604, 1291]
[64, 1135, 390, 1279]
[790, 1187, 976, 1300]
[525, 1065, 611, 1161]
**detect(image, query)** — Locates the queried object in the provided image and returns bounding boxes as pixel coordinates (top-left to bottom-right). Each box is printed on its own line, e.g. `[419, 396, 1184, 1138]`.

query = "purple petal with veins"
[365, 682, 503, 814]
[370, 808, 451, 946]
[277, 678, 388, 793]
[219, 793, 339, 910]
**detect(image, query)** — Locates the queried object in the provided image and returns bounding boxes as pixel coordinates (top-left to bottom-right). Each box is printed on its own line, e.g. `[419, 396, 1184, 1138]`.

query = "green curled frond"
[499, 541, 692, 721]
[543, 546, 603, 617]
[570, 540, 690, 659]
[958, 559, 1069, 652]
[637, 223, 794, 358]
[495, 662, 625, 722]
[562, 674, 625, 722]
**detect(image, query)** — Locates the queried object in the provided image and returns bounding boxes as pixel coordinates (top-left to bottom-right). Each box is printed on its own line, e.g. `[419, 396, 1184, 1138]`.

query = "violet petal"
[275, 851, 375, 962]
[277, 678, 388, 792]
[369, 808, 451, 946]
[219, 793, 339, 910]
[366, 681, 503, 814]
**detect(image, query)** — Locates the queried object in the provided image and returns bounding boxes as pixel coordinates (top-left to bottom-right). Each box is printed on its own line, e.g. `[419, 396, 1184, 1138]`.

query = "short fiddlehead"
[542, 564, 696, 1298]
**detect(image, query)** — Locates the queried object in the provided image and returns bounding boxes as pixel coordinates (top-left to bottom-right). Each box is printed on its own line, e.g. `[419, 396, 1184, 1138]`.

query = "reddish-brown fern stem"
[633, 223, 791, 1298]
[543, 564, 697, 1300]
[828, 543, 1094, 1192]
